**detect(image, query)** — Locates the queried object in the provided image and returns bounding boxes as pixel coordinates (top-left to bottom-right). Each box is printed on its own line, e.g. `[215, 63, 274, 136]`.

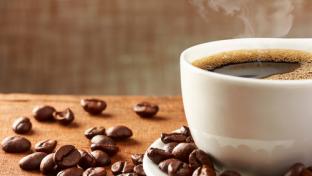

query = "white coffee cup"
[180, 38, 312, 176]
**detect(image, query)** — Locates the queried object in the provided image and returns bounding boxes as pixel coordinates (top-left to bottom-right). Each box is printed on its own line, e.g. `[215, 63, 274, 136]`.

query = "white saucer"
[143, 138, 167, 176]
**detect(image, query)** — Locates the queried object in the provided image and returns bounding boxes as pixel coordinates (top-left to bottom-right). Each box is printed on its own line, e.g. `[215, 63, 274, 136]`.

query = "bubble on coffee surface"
[192, 49, 312, 80]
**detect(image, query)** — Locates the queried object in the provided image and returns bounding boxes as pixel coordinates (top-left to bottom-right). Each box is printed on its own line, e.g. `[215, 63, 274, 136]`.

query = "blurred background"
[0, 0, 312, 95]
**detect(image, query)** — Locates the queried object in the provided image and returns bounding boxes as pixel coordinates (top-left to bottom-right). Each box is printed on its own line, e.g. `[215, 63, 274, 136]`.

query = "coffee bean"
[133, 164, 146, 176]
[220, 170, 241, 176]
[12, 116, 32, 134]
[164, 142, 178, 153]
[91, 150, 111, 166]
[301, 169, 312, 176]
[308, 166, 312, 171]
[78, 150, 96, 169]
[283, 163, 305, 176]
[33, 105, 56, 121]
[168, 160, 193, 176]
[172, 143, 196, 162]
[161, 133, 187, 144]
[1, 136, 31, 153]
[186, 136, 194, 143]
[131, 154, 144, 165]
[57, 167, 84, 176]
[81, 98, 107, 115]
[147, 147, 173, 164]
[192, 165, 215, 176]
[91, 135, 115, 145]
[90, 135, 118, 156]
[111, 161, 134, 175]
[111, 161, 125, 175]
[40, 153, 59, 174]
[83, 167, 107, 176]
[106, 125, 133, 140]
[35, 139, 57, 153]
[19, 152, 47, 171]
[85, 127, 106, 139]
[54, 145, 81, 168]
[178, 126, 191, 136]
[133, 102, 159, 118]
[54, 108, 75, 125]
[91, 143, 119, 156]
[158, 158, 181, 173]
[189, 149, 213, 170]
[122, 162, 135, 174]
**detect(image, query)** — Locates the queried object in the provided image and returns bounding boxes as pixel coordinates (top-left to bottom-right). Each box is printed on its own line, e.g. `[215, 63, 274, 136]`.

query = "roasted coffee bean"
[33, 105, 56, 121]
[186, 136, 194, 143]
[308, 166, 312, 171]
[189, 149, 213, 169]
[91, 143, 119, 156]
[192, 165, 215, 176]
[147, 147, 173, 164]
[54, 108, 75, 125]
[19, 152, 47, 171]
[78, 150, 96, 169]
[131, 154, 144, 165]
[172, 143, 196, 162]
[301, 169, 312, 176]
[220, 170, 241, 176]
[159, 159, 181, 173]
[91, 135, 115, 145]
[54, 145, 81, 168]
[12, 116, 32, 134]
[83, 167, 107, 176]
[178, 126, 191, 136]
[111, 161, 134, 175]
[133, 164, 146, 176]
[57, 167, 84, 176]
[111, 161, 125, 175]
[283, 163, 305, 176]
[106, 125, 133, 140]
[90, 135, 117, 155]
[164, 143, 178, 153]
[85, 127, 106, 139]
[133, 102, 159, 118]
[40, 153, 59, 174]
[91, 150, 111, 166]
[1, 136, 31, 153]
[122, 162, 135, 173]
[168, 160, 192, 176]
[35, 139, 57, 153]
[161, 133, 188, 144]
[81, 98, 107, 115]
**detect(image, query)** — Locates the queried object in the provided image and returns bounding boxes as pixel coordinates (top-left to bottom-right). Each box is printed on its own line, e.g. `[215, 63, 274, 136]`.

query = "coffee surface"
[192, 49, 312, 80]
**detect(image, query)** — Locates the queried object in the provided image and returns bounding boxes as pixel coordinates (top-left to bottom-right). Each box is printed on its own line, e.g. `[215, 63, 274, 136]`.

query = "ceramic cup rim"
[180, 38, 312, 86]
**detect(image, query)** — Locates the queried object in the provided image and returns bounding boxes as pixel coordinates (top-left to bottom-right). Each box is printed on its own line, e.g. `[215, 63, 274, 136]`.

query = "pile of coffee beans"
[146, 126, 233, 176]
[147, 126, 312, 176]
[110, 153, 145, 175]
[33, 105, 75, 125]
[1, 98, 156, 176]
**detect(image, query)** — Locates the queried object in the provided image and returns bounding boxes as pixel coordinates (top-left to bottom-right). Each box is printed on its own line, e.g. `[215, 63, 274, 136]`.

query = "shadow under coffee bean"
[192, 49, 312, 80]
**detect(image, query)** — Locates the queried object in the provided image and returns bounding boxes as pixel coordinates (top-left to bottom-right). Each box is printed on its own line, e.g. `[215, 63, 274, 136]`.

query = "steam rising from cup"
[189, 0, 304, 37]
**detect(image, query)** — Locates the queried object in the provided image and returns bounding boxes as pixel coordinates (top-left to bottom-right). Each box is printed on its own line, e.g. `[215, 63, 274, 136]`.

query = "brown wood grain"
[0, 94, 186, 175]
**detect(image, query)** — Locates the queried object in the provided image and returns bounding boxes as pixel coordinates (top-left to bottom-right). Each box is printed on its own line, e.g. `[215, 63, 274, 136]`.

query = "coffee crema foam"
[192, 49, 312, 80]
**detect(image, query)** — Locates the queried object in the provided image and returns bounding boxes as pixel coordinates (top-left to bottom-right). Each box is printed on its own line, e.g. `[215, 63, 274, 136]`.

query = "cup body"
[180, 38, 312, 175]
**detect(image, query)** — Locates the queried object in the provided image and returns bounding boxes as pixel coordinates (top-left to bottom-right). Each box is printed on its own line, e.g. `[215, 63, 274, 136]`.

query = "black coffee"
[192, 49, 312, 80]
[211, 61, 300, 79]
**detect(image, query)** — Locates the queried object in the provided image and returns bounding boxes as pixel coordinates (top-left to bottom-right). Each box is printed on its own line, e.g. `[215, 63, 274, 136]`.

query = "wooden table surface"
[0, 94, 186, 175]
